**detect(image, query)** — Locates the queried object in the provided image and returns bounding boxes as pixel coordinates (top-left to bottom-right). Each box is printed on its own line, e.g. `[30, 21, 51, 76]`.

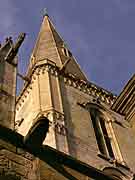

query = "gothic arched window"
[89, 107, 115, 159]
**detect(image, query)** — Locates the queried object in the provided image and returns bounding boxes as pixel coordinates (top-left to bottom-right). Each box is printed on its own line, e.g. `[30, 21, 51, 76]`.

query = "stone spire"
[29, 12, 87, 81]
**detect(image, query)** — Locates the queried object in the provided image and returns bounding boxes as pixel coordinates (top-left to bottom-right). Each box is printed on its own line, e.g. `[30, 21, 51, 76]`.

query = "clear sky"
[0, 0, 135, 95]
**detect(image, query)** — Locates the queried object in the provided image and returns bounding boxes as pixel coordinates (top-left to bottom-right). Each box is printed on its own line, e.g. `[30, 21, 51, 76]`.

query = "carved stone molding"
[44, 110, 67, 136]
[31, 110, 67, 136]
[64, 76, 116, 106]
[32, 63, 117, 106]
[54, 122, 67, 136]
[0, 149, 33, 179]
[16, 61, 117, 114]
[16, 83, 32, 111]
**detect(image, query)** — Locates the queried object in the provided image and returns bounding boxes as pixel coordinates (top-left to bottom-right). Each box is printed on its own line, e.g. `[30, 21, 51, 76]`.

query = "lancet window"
[90, 107, 114, 159]
[87, 104, 124, 165]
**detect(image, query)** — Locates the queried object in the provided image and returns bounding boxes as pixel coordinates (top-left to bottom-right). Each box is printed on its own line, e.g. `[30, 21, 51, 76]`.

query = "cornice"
[16, 59, 117, 108]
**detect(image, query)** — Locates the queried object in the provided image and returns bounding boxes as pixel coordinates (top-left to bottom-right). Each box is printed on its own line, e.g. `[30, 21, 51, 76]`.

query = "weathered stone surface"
[0, 145, 33, 179]
[7, 13, 135, 180]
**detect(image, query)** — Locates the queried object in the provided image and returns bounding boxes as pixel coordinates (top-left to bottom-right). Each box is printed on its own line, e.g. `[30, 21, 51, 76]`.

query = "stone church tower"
[15, 13, 135, 179]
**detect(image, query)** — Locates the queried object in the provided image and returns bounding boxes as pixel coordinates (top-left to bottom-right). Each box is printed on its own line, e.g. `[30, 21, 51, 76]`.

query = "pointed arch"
[88, 104, 115, 159]
[86, 102, 125, 164]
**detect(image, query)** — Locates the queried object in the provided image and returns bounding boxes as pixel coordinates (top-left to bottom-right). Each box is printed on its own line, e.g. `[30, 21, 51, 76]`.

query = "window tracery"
[90, 107, 114, 159]
[87, 103, 124, 164]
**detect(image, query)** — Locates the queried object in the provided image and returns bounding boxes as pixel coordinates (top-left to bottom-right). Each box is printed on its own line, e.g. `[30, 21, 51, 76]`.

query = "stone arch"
[86, 102, 113, 123]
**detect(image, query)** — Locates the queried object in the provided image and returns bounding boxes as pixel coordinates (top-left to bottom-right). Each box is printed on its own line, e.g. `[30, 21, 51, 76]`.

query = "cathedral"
[0, 11, 135, 180]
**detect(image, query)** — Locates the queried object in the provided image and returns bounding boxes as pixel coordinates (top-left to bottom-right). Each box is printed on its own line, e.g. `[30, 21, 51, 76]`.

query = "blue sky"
[1, 0, 135, 95]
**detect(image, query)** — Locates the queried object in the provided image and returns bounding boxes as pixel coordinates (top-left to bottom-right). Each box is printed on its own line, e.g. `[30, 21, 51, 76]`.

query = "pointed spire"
[29, 11, 87, 81]
[31, 13, 62, 67]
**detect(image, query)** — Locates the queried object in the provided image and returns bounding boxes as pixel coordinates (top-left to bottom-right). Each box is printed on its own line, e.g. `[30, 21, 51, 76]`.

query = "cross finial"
[43, 8, 48, 17]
